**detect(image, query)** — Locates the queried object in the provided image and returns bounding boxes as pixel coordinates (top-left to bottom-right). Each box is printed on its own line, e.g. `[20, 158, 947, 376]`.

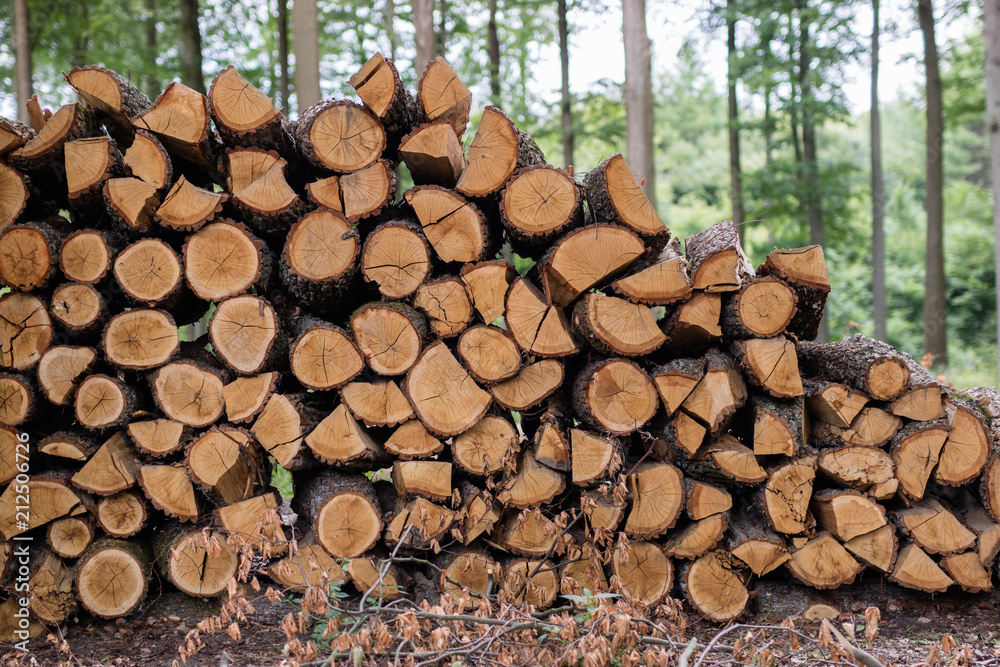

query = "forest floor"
[2, 576, 1000, 666]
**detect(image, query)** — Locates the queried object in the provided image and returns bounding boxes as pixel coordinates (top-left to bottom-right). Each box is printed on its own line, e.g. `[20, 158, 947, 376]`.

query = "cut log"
[816, 444, 895, 495]
[501, 450, 565, 508]
[962, 495, 1000, 566]
[888, 543, 953, 593]
[38, 431, 97, 462]
[612, 540, 673, 607]
[532, 401, 570, 472]
[893, 499, 976, 556]
[451, 414, 517, 476]
[66, 66, 151, 140]
[501, 165, 582, 248]
[47, 516, 94, 559]
[460, 260, 515, 324]
[349, 53, 422, 144]
[384, 419, 444, 460]
[123, 129, 172, 190]
[405, 186, 492, 263]
[65, 136, 123, 214]
[504, 276, 580, 358]
[223, 372, 279, 424]
[280, 209, 359, 313]
[103, 177, 161, 233]
[456, 105, 543, 198]
[685, 480, 733, 521]
[208, 66, 289, 151]
[404, 340, 492, 437]
[756, 245, 830, 341]
[0, 475, 87, 539]
[417, 57, 472, 136]
[457, 324, 522, 384]
[581, 490, 626, 532]
[306, 160, 396, 222]
[155, 175, 227, 232]
[385, 497, 455, 550]
[751, 394, 805, 456]
[71, 432, 138, 495]
[652, 357, 704, 417]
[214, 492, 288, 556]
[843, 524, 898, 573]
[153, 524, 238, 597]
[936, 398, 992, 486]
[940, 551, 992, 593]
[661, 291, 722, 355]
[359, 219, 431, 298]
[289, 317, 363, 390]
[811, 489, 887, 542]
[611, 238, 692, 306]
[0, 597, 44, 642]
[186, 426, 265, 505]
[95, 490, 147, 538]
[346, 555, 403, 601]
[663, 513, 728, 560]
[623, 461, 684, 538]
[680, 348, 746, 434]
[393, 460, 452, 501]
[562, 543, 611, 594]
[584, 153, 668, 244]
[891, 420, 950, 500]
[494, 509, 559, 558]
[0, 162, 30, 230]
[226, 146, 282, 194]
[0, 292, 52, 370]
[183, 220, 272, 301]
[489, 358, 564, 411]
[59, 229, 116, 284]
[75, 538, 151, 619]
[798, 334, 910, 401]
[251, 393, 318, 469]
[0, 372, 34, 426]
[720, 276, 797, 339]
[350, 301, 427, 376]
[0, 220, 62, 291]
[816, 406, 902, 448]
[74, 374, 136, 431]
[803, 380, 869, 428]
[684, 221, 752, 292]
[570, 428, 622, 486]
[150, 357, 227, 428]
[413, 276, 474, 338]
[0, 428, 21, 483]
[725, 506, 789, 576]
[891, 385, 944, 421]
[440, 550, 497, 609]
[539, 223, 645, 307]
[733, 337, 803, 399]
[113, 238, 184, 307]
[0, 117, 32, 156]
[132, 81, 220, 170]
[210, 295, 285, 375]
[229, 156, 305, 233]
[127, 419, 188, 458]
[265, 537, 343, 591]
[398, 121, 464, 187]
[573, 358, 658, 435]
[761, 456, 817, 535]
[10, 102, 96, 173]
[786, 533, 861, 590]
[572, 293, 666, 357]
[137, 463, 200, 521]
[983, 454, 1000, 523]
[690, 435, 767, 485]
[459, 482, 502, 543]
[339, 378, 414, 427]
[305, 403, 386, 468]
[50, 282, 106, 338]
[500, 558, 559, 608]
[296, 99, 385, 173]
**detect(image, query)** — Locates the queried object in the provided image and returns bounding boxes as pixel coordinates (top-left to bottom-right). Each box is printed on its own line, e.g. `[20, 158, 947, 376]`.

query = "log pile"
[1, 54, 999, 637]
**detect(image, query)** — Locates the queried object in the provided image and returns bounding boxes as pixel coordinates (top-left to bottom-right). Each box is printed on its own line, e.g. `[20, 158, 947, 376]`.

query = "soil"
[3, 575, 1000, 666]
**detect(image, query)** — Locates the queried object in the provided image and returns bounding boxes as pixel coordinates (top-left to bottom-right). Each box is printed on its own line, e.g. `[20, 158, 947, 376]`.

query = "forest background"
[1, 0, 997, 388]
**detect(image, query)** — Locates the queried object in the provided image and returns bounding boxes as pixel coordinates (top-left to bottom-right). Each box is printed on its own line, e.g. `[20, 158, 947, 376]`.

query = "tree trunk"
[144, 0, 158, 98]
[726, 0, 744, 239]
[438, 0, 448, 56]
[293, 0, 321, 111]
[919, 0, 947, 366]
[178, 0, 205, 94]
[414, 0, 436, 76]
[872, 0, 886, 341]
[985, 0, 1000, 383]
[622, 0, 656, 207]
[13, 0, 32, 125]
[488, 0, 500, 105]
[386, 0, 397, 61]
[559, 0, 574, 167]
[277, 0, 290, 114]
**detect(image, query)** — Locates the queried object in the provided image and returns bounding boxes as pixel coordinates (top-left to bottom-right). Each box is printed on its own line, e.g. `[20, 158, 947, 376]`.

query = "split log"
[501, 165, 582, 248]
[689, 435, 767, 485]
[266, 534, 343, 591]
[75, 538, 151, 618]
[392, 460, 452, 501]
[663, 513, 728, 560]
[153, 524, 238, 597]
[223, 372, 278, 424]
[456, 105, 543, 198]
[460, 260, 515, 324]
[281, 209, 359, 313]
[531, 401, 570, 472]
[127, 419, 188, 458]
[0, 372, 35, 426]
[208, 66, 292, 153]
[652, 411, 709, 458]
[786, 533, 861, 590]
[623, 462, 684, 538]
[289, 317, 364, 390]
[660, 291, 722, 355]
[685, 480, 733, 521]
[573, 358, 658, 435]
[66, 66, 151, 140]
[940, 551, 992, 593]
[493, 509, 560, 558]
[652, 357, 704, 417]
[0, 163, 31, 230]
[252, 393, 319, 469]
[451, 414, 517, 476]
[584, 153, 668, 245]
[798, 334, 911, 401]
[538, 223, 644, 307]
[295, 99, 385, 173]
[417, 57, 472, 136]
[339, 378, 414, 428]
[306, 160, 396, 222]
[132, 82, 221, 170]
[489, 359, 564, 411]
[0, 292, 53, 370]
[65, 136, 124, 216]
[440, 550, 497, 609]
[893, 499, 976, 556]
[186, 426, 266, 505]
[891, 419, 951, 500]
[0, 117, 32, 156]
[499, 451, 564, 510]
[459, 482, 502, 544]
[505, 276, 580, 358]
[751, 394, 805, 456]
[761, 456, 817, 535]
[209, 295, 286, 375]
[305, 404, 387, 468]
[28, 548, 77, 623]
[137, 463, 200, 521]
[936, 397, 992, 486]
[346, 554, 404, 601]
[815, 407, 902, 448]
[684, 221, 752, 292]
[214, 493, 287, 556]
[570, 428, 622, 487]
[756, 245, 830, 341]
[155, 175, 227, 232]
[803, 380, 869, 428]
[384, 419, 445, 460]
[349, 53, 422, 148]
[183, 220, 273, 301]
[572, 293, 666, 357]
[398, 121, 464, 187]
[404, 340, 492, 437]
[811, 489, 887, 542]
[816, 444, 896, 496]
[359, 219, 431, 298]
[581, 489, 626, 533]
[405, 186, 492, 263]
[610, 238, 692, 306]
[38, 431, 98, 461]
[413, 276, 474, 338]
[612, 540, 673, 607]
[123, 129, 172, 190]
[733, 337, 803, 398]
[888, 543, 953, 592]
[71, 432, 138, 495]
[103, 176, 161, 233]
[843, 524, 898, 573]
[679, 348, 746, 434]
[351, 301, 427, 376]
[228, 154, 305, 233]
[0, 474, 88, 539]
[725, 506, 789, 576]
[9, 102, 97, 173]
[385, 497, 455, 550]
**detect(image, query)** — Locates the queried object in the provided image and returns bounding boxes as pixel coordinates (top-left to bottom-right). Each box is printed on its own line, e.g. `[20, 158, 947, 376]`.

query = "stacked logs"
[0, 53, 999, 638]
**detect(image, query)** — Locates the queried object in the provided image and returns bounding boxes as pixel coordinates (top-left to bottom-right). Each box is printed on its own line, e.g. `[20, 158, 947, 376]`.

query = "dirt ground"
[3, 574, 1000, 666]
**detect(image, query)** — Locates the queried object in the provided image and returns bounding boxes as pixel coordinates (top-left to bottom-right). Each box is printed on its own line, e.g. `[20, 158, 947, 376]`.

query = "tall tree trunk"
[438, 0, 448, 57]
[984, 0, 1000, 382]
[622, 0, 656, 207]
[13, 0, 32, 125]
[73, 3, 90, 69]
[386, 0, 397, 62]
[488, 0, 500, 105]
[413, 0, 436, 75]
[277, 0, 290, 114]
[918, 0, 947, 366]
[559, 0, 574, 168]
[726, 0, 744, 240]
[872, 0, 887, 342]
[179, 0, 205, 94]
[144, 0, 158, 98]
[293, 0, 321, 112]
[799, 4, 827, 341]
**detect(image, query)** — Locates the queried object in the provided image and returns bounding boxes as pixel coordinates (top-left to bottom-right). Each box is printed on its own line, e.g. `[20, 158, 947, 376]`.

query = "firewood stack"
[1, 54, 999, 636]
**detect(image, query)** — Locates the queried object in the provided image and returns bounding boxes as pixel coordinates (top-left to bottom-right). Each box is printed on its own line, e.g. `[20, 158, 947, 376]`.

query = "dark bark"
[386, 0, 397, 61]
[144, 0, 158, 98]
[413, 0, 436, 75]
[622, 0, 655, 207]
[726, 0, 744, 239]
[178, 0, 205, 94]
[277, 0, 290, 114]
[871, 0, 886, 341]
[488, 0, 501, 105]
[559, 0, 574, 167]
